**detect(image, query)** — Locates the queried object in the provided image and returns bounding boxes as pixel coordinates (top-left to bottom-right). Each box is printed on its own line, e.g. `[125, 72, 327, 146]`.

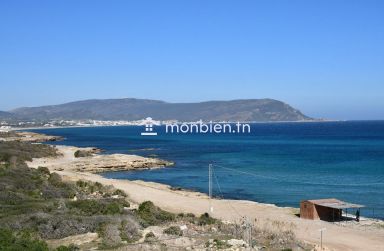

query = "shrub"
[69, 199, 106, 215]
[48, 173, 62, 186]
[144, 231, 156, 242]
[98, 224, 122, 248]
[75, 180, 109, 195]
[163, 226, 182, 236]
[0, 228, 49, 251]
[75, 180, 88, 188]
[67, 199, 127, 216]
[35, 214, 111, 239]
[37, 166, 50, 176]
[112, 189, 127, 197]
[56, 244, 79, 251]
[198, 213, 216, 226]
[74, 150, 91, 158]
[212, 239, 231, 249]
[137, 201, 175, 226]
[119, 218, 141, 243]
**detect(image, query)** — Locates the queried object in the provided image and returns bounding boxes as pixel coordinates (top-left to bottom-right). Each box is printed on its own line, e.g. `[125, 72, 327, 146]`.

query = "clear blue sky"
[0, 0, 383, 120]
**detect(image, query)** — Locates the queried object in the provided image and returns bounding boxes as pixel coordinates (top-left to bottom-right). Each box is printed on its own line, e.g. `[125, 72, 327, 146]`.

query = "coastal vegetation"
[0, 137, 311, 250]
[137, 201, 175, 226]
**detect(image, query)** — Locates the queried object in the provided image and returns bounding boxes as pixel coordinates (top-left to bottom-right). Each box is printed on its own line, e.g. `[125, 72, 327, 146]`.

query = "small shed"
[300, 198, 364, 221]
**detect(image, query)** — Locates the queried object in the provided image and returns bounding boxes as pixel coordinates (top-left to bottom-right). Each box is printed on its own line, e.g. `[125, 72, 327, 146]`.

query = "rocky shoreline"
[0, 131, 174, 173]
[28, 145, 174, 173]
[0, 131, 63, 142]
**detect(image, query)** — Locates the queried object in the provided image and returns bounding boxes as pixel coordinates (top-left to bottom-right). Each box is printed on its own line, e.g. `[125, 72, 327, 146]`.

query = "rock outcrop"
[28, 145, 174, 173]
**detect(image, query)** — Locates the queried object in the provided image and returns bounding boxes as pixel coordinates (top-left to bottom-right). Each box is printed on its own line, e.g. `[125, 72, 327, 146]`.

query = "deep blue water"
[31, 121, 384, 219]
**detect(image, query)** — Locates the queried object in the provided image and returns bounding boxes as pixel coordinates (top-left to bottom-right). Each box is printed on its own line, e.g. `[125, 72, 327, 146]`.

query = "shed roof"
[306, 198, 364, 209]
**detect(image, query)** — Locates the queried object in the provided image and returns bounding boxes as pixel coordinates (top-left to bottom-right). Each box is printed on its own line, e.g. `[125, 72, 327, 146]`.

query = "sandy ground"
[28, 145, 384, 251]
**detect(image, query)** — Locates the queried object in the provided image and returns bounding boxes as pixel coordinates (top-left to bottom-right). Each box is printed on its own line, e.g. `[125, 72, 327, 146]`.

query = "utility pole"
[246, 217, 252, 248]
[208, 164, 213, 213]
[319, 228, 326, 250]
[242, 217, 252, 250]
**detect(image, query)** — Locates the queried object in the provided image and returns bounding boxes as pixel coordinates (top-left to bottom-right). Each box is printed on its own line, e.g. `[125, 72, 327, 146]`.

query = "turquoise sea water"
[31, 121, 384, 219]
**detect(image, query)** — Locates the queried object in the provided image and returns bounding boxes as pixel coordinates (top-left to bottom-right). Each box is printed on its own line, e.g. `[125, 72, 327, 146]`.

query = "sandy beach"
[27, 144, 384, 251]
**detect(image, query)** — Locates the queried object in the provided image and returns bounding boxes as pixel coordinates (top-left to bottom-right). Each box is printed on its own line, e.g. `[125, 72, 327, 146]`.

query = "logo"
[140, 117, 158, 136]
[140, 117, 251, 136]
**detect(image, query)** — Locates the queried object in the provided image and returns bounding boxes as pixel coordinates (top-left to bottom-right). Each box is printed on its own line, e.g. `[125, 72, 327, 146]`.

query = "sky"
[0, 0, 383, 120]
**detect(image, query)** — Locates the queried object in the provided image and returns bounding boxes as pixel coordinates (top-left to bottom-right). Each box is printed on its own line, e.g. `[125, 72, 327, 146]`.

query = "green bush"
[56, 244, 79, 251]
[112, 189, 127, 197]
[144, 232, 156, 242]
[75, 180, 107, 195]
[74, 150, 91, 158]
[163, 226, 182, 236]
[198, 213, 216, 226]
[37, 166, 50, 176]
[75, 180, 87, 188]
[137, 201, 175, 226]
[0, 228, 49, 251]
[209, 239, 231, 249]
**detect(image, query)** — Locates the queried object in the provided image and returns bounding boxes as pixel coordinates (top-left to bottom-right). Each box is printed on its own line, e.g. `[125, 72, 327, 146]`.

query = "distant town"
[0, 119, 173, 131]
[0, 118, 195, 131]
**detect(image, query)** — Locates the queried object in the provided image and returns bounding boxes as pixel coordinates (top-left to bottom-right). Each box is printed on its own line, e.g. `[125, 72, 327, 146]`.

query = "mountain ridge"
[6, 98, 312, 122]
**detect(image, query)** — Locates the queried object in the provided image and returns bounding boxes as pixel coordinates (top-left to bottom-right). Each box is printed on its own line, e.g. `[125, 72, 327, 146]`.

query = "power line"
[213, 163, 384, 187]
[214, 164, 280, 181]
[211, 166, 243, 218]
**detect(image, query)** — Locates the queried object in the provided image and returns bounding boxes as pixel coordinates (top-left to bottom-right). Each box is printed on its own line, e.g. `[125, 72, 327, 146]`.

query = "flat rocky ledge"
[69, 153, 174, 173]
[28, 145, 174, 173]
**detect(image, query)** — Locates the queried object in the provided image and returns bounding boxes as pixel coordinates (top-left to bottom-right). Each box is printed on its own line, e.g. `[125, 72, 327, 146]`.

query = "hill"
[0, 111, 16, 120]
[10, 98, 311, 122]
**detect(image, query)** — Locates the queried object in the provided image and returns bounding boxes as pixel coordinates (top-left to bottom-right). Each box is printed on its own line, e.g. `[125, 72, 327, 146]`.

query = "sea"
[31, 121, 384, 219]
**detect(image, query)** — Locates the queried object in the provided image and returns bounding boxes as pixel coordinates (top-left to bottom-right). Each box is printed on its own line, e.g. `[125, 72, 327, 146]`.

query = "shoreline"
[25, 142, 384, 251]
[7, 119, 352, 132]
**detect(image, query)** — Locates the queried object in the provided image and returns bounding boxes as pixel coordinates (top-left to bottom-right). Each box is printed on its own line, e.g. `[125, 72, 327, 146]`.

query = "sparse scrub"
[98, 224, 122, 248]
[75, 179, 125, 198]
[119, 218, 141, 243]
[0, 137, 310, 250]
[205, 239, 231, 249]
[0, 141, 58, 164]
[66, 198, 128, 216]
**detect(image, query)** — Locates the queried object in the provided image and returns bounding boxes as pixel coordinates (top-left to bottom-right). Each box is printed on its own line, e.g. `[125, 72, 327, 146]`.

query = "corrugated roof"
[306, 198, 364, 209]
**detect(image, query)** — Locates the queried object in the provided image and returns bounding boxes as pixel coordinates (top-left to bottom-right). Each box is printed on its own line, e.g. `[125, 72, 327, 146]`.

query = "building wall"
[315, 205, 341, 221]
[300, 201, 342, 221]
[300, 201, 317, 219]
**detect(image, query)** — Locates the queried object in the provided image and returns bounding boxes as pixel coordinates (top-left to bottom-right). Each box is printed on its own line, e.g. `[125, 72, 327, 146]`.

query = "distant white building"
[0, 126, 11, 132]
